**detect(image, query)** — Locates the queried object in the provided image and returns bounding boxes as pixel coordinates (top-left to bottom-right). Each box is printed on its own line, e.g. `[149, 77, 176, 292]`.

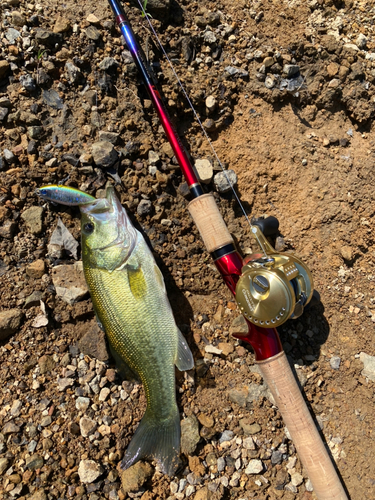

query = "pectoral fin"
[175, 328, 194, 371]
[128, 267, 148, 300]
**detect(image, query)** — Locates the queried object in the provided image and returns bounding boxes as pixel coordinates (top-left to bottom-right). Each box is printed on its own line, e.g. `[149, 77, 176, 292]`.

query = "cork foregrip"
[258, 352, 348, 500]
[188, 194, 233, 253]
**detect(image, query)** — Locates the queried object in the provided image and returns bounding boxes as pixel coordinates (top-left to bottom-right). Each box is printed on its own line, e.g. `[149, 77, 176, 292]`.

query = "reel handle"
[252, 215, 279, 237]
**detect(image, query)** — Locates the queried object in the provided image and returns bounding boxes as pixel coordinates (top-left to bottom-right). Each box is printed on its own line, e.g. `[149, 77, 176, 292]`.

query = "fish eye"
[84, 222, 95, 234]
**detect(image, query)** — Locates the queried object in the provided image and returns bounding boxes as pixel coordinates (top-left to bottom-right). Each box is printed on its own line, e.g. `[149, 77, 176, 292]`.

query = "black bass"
[38, 185, 194, 475]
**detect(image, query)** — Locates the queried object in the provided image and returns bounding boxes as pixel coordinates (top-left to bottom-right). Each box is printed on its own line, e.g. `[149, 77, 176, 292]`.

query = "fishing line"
[135, 0, 254, 232]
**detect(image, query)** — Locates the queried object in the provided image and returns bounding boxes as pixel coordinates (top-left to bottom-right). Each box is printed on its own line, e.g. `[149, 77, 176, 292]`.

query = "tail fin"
[120, 408, 180, 476]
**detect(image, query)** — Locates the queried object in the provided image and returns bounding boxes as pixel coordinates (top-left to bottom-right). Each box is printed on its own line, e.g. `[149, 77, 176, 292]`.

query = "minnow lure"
[36, 185, 96, 206]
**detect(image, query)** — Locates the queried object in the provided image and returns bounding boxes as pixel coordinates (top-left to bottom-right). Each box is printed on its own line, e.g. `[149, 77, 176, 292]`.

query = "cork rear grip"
[258, 352, 348, 500]
[188, 194, 233, 253]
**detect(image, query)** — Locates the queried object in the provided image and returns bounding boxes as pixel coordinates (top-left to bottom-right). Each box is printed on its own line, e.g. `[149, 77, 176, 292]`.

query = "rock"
[245, 459, 263, 474]
[77, 321, 109, 361]
[57, 378, 74, 391]
[26, 454, 44, 470]
[283, 64, 300, 77]
[43, 89, 64, 109]
[27, 126, 44, 139]
[78, 459, 103, 483]
[243, 436, 256, 450]
[195, 159, 213, 184]
[228, 387, 248, 407]
[21, 206, 43, 234]
[26, 259, 45, 278]
[181, 415, 200, 454]
[213, 169, 237, 193]
[35, 29, 62, 46]
[76, 397, 90, 411]
[38, 355, 55, 374]
[137, 199, 152, 217]
[0, 457, 9, 474]
[271, 450, 283, 465]
[330, 356, 341, 370]
[99, 57, 119, 71]
[0, 107, 9, 121]
[194, 487, 211, 500]
[85, 25, 101, 41]
[205, 96, 216, 113]
[99, 387, 110, 401]
[12, 10, 26, 26]
[217, 342, 234, 356]
[205, 344, 222, 355]
[6, 28, 21, 44]
[92, 141, 118, 168]
[3, 421, 20, 434]
[219, 430, 233, 443]
[0, 61, 10, 79]
[29, 490, 47, 500]
[4, 149, 16, 164]
[197, 414, 214, 428]
[52, 261, 89, 305]
[290, 471, 304, 486]
[54, 16, 71, 33]
[0, 308, 23, 340]
[340, 245, 353, 261]
[120, 461, 153, 494]
[79, 417, 97, 437]
[239, 420, 261, 435]
[98, 131, 119, 144]
[359, 352, 375, 381]
[356, 33, 367, 50]
[225, 66, 249, 78]
[65, 62, 81, 84]
[19, 75, 36, 92]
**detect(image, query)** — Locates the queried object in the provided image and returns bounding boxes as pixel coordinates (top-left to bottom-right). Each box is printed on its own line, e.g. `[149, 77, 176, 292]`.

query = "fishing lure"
[36, 185, 96, 206]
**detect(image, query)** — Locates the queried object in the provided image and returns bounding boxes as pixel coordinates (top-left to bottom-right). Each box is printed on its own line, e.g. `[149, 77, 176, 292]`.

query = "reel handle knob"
[252, 216, 279, 237]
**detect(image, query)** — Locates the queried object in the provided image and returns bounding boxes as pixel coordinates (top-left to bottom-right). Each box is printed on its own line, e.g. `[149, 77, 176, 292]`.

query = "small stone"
[79, 417, 97, 437]
[78, 459, 103, 483]
[0, 60, 10, 79]
[245, 459, 263, 474]
[305, 479, 313, 492]
[29, 490, 47, 500]
[181, 415, 200, 455]
[76, 396, 90, 411]
[3, 421, 20, 434]
[0, 107, 8, 121]
[98, 131, 119, 144]
[40, 416, 52, 427]
[283, 64, 300, 77]
[204, 344, 222, 355]
[340, 246, 352, 262]
[65, 62, 81, 84]
[195, 159, 213, 184]
[137, 199, 152, 217]
[87, 13, 100, 24]
[148, 150, 160, 165]
[205, 95, 217, 113]
[54, 16, 71, 33]
[77, 321, 109, 362]
[52, 262, 89, 305]
[271, 450, 283, 465]
[0, 458, 9, 474]
[99, 387, 111, 401]
[290, 471, 304, 486]
[219, 430, 233, 443]
[120, 461, 153, 494]
[57, 378, 74, 391]
[217, 457, 225, 472]
[239, 420, 261, 435]
[26, 259, 45, 278]
[243, 436, 256, 450]
[217, 342, 234, 356]
[99, 57, 119, 71]
[197, 414, 214, 428]
[86, 25, 101, 41]
[356, 33, 367, 50]
[43, 89, 64, 110]
[19, 74, 36, 92]
[213, 169, 237, 193]
[92, 141, 118, 168]
[10, 399, 22, 417]
[4, 148, 16, 164]
[25, 454, 44, 470]
[0, 308, 23, 340]
[21, 206, 43, 234]
[330, 356, 341, 370]
[6, 28, 21, 44]
[38, 355, 55, 374]
[359, 352, 375, 381]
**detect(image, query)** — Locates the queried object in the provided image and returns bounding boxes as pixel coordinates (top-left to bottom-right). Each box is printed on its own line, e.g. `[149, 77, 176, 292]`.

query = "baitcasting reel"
[235, 217, 314, 328]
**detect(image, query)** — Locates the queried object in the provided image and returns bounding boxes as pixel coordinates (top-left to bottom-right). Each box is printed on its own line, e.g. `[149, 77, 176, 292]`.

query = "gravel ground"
[1, 0, 375, 499]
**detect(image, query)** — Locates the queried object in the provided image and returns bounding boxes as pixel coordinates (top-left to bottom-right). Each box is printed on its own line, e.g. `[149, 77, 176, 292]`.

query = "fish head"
[80, 187, 137, 271]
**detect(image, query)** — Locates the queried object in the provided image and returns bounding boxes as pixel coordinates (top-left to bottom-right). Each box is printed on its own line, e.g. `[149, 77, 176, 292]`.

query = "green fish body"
[79, 188, 194, 475]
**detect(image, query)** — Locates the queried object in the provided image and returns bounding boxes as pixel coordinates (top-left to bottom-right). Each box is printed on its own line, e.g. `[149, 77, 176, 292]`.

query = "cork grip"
[188, 194, 234, 253]
[258, 352, 348, 500]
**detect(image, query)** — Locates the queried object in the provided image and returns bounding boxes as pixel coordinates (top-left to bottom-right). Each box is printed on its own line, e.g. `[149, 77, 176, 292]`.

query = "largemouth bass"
[38, 185, 194, 475]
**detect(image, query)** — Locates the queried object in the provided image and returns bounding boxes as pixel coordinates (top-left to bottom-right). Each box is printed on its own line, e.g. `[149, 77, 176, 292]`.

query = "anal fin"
[175, 328, 194, 371]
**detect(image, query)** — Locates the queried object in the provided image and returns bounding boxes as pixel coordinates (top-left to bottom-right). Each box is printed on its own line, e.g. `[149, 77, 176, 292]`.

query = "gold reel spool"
[235, 224, 314, 328]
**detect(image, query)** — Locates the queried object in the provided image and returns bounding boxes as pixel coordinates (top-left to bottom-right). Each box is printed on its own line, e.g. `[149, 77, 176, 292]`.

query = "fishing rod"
[106, 1, 348, 498]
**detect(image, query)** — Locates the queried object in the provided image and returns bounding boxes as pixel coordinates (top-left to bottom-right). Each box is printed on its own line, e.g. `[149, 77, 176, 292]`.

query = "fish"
[37, 185, 194, 475]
